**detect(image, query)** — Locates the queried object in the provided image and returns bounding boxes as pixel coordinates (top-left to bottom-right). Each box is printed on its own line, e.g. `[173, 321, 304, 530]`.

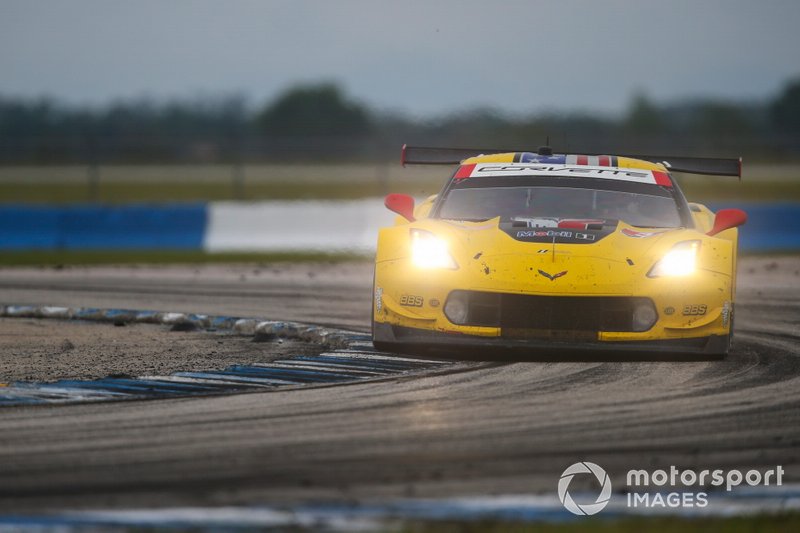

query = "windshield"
[438, 186, 682, 228]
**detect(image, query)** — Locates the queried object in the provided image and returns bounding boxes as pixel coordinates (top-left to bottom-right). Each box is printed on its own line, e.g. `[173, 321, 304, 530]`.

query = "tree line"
[1, 78, 799, 164]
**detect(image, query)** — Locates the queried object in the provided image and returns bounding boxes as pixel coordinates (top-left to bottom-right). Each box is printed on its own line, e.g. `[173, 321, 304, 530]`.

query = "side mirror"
[385, 193, 416, 222]
[707, 208, 747, 236]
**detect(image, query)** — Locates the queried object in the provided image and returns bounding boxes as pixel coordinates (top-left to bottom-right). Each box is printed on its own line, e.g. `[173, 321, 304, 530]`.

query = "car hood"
[401, 217, 732, 294]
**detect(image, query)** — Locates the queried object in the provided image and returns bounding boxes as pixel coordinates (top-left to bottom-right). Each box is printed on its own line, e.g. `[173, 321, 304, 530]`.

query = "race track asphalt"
[0, 257, 798, 512]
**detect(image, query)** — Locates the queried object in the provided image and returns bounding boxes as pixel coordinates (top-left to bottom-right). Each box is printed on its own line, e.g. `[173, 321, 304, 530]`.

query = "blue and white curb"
[0, 305, 452, 407]
[1, 200, 798, 253]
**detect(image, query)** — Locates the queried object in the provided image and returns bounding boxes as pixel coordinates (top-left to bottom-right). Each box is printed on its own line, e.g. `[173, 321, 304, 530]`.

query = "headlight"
[648, 241, 700, 278]
[411, 229, 458, 269]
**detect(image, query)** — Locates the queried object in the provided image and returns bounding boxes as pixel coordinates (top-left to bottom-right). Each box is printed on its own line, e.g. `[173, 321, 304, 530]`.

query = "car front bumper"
[372, 322, 730, 356]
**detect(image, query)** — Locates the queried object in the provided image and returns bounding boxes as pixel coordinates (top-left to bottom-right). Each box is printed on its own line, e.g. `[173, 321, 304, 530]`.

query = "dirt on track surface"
[0, 262, 373, 331]
[0, 318, 320, 382]
[0, 257, 798, 512]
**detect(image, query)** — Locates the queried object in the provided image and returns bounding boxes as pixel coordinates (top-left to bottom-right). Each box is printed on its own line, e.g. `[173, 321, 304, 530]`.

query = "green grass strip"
[2, 179, 799, 204]
[0, 250, 370, 266]
[0, 181, 438, 204]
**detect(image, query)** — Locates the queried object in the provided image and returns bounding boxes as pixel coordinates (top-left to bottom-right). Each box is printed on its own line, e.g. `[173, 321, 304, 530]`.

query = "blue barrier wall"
[0, 201, 797, 252]
[709, 202, 800, 253]
[0, 204, 206, 250]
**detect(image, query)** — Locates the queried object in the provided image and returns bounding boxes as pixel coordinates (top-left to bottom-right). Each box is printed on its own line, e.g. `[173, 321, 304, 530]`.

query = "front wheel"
[370, 267, 387, 352]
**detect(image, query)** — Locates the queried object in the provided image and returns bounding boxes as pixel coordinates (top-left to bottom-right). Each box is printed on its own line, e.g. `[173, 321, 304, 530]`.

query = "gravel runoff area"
[0, 318, 321, 383]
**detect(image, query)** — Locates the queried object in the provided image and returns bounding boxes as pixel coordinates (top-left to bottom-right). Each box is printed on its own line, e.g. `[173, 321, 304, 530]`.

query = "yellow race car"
[372, 146, 747, 357]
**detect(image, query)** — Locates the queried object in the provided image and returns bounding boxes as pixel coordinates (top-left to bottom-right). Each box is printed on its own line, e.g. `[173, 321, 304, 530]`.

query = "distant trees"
[255, 83, 371, 137]
[624, 91, 666, 134]
[0, 78, 799, 163]
[770, 77, 800, 134]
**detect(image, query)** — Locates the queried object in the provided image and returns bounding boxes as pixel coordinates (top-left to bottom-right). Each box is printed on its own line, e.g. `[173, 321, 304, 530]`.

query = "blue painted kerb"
[0, 204, 206, 250]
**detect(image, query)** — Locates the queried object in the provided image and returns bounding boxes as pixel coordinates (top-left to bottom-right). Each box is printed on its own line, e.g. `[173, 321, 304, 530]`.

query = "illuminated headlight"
[632, 301, 658, 332]
[444, 292, 469, 324]
[411, 229, 458, 269]
[648, 241, 700, 278]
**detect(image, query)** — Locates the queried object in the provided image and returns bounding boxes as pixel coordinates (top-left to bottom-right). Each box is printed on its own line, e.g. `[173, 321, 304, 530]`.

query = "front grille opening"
[466, 292, 501, 325]
[450, 290, 653, 333]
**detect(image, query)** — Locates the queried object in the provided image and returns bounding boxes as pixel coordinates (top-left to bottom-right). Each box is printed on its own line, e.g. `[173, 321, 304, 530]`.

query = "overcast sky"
[1, 0, 799, 116]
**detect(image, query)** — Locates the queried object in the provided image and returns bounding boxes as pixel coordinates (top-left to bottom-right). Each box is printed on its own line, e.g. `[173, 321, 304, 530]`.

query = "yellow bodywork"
[373, 153, 738, 351]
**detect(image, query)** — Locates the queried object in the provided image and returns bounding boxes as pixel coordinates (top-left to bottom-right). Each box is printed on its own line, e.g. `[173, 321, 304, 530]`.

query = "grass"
[401, 512, 800, 533]
[2, 177, 799, 204]
[0, 163, 797, 204]
[0, 250, 370, 266]
[0, 180, 438, 203]
[677, 180, 800, 203]
[0, 163, 445, 203]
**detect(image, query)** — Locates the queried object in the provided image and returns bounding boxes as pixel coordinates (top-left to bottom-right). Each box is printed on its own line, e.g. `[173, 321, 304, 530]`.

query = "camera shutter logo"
[558, 462, 612, 516]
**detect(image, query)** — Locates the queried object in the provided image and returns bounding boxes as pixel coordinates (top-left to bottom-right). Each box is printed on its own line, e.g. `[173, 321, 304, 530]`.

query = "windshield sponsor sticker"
[456, 163, 670, 186]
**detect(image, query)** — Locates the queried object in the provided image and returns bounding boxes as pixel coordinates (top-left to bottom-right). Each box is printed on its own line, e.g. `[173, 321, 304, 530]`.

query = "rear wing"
[401, 145, 742, 178]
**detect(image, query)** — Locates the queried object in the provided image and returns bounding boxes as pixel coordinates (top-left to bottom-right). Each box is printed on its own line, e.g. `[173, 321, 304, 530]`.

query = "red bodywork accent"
[707, 208, 747, 236]
[652, 170, 673, 187]
[384, 193, 416, 222]
[454, 163, 477, 179]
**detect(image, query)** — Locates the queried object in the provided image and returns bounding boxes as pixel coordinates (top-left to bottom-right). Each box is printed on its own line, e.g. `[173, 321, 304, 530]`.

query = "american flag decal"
[565, 155, 617, 167]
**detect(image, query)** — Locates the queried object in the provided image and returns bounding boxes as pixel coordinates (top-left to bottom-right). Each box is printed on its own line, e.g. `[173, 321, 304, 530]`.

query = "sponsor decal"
[515, 217, 603, 230]
[459, 163, 664, 185]
[475, 164, 650, 178]
[538, 269, 568, 281]
[517, 230, 572, 238]
[722, 301, 731, 327]
[664, 306, 675, 315]
[399, 294, 424, 307]
[517, 217, 559, 228]
[682, 304, 707, 316]
[621, 228, 665, 238]
[575, 232, 596, 241]
[374, 287, 383, 313]
[429, 298, 440, 308]
[559, 462, 784, 515]
[537, 249, 549, 254]
[557, 219, 605, 229]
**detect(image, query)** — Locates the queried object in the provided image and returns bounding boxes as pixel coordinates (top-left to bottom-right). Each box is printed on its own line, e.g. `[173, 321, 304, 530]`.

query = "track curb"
[0, 304, 361, 350]
[0, 304, 452, 407]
